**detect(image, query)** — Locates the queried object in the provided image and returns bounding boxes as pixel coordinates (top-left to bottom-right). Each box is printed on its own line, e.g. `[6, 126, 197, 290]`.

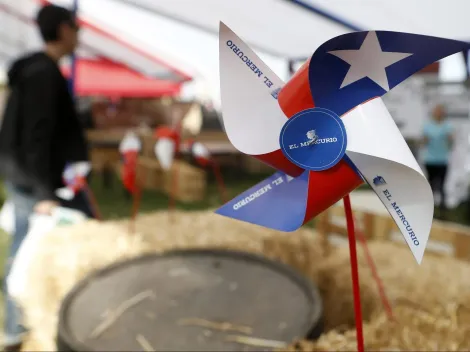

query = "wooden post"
[316, 209, 332, 255]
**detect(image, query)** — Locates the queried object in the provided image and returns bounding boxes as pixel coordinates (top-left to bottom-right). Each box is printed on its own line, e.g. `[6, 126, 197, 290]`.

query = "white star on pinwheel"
[328, 31, 413, 91]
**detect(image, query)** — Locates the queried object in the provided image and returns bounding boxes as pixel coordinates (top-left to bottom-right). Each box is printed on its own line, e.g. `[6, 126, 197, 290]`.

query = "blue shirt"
[422, 120, 452, 165]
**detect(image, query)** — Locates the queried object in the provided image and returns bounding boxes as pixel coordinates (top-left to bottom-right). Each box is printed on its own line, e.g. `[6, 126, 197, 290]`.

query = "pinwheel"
[185, 139, 227, 203]
[217, 23, 469, 351]
[154, 125, 181, 171]
[186, 139, 211, 167]
[119, 131, 143, 232]
[56, 161, 102, 220]
[119, 131, 142, 195]
[154, 124, 183, 215]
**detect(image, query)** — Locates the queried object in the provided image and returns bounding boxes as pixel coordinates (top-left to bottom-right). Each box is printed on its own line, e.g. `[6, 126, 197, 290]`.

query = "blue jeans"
[2, 183, 35, 346]
[3, 183, 95, 346]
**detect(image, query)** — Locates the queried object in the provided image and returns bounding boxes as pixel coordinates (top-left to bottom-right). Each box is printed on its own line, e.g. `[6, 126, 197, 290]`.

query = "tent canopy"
[298, 0, 470, 41]
[61, 58, 182, 97]
[50, 0, 470, 60]
[2, 0, 470, 105]
[0, 0, 191, 82]
[84, 0, 350, 59]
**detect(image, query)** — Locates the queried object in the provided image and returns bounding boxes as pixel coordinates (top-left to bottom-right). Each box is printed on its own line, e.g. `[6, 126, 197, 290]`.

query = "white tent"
[300, 0, 470, 41]
[1, 0, 355, 104]
[0, 0, 191, 84]
[2, 0, 470, 104]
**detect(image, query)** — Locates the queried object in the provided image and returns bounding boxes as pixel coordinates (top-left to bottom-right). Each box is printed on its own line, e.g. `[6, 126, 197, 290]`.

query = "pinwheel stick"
[355, 225, 394, 321]
[83, 183, 102, 221]
[129, 186, 142, 234]
[343, 194, 364, 352]
[211, 161, 228, 203]
[167, 121, 185, 222]
[168, 161, 179, 222]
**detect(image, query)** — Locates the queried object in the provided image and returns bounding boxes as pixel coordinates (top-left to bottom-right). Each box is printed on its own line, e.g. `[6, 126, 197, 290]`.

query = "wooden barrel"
[57, 249, 323, 351]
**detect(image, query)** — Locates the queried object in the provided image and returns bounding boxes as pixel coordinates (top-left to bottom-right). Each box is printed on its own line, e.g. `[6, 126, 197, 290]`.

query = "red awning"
[61, 58, 182, 98]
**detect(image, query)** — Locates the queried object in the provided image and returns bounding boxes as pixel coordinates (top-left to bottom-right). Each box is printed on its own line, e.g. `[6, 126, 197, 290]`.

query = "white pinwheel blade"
[55, 187, 75, 201]
[74, 161, 92, 177]
[63, 161, 90, 180]
[119, 131, 142, 153]
[343, 98, 433, 264]
[219, 22, 286, 155]
[155, 138, 175, 170]
[192, 142, 210, 160]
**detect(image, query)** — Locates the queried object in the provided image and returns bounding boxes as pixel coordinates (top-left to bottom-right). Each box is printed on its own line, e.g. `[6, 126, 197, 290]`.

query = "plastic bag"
[7, 207, 87, 302]
[0, 200, 15, 235]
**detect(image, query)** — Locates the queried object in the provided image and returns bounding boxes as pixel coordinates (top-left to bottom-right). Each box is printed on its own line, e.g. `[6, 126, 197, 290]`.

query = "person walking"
[422, 104, 453, 216]
[0, 4, 93, 351]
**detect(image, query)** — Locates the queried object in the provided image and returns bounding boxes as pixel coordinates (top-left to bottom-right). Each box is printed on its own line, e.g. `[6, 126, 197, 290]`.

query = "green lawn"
[89, 169, 271, 219]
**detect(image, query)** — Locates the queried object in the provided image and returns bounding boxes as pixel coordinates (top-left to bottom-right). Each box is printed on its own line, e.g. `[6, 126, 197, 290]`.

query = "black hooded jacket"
[0, 52, 89, 201]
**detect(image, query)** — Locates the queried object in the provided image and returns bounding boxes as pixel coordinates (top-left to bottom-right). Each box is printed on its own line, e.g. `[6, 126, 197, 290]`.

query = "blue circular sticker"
[279, 108, 347, 171]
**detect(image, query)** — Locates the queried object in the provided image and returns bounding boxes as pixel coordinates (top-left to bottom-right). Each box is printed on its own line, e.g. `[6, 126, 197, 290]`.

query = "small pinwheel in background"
[56, 161, 102, 220]
[187, 139, 211, 167]
[119, 131, 142, 194]
[119, 131, 143, 232]
[185, 139, 227, 203]
[154, 123, 182, 216]
[218, 23, 470, 351]
[154, 125, 181, 171]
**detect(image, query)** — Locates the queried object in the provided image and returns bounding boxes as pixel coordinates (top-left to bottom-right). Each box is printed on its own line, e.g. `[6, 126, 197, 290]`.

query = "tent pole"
[463, 50, 470, 79]
[68, 0, 78, 96]
[288, 60, 296, 77]
[285, 0, 362, 31]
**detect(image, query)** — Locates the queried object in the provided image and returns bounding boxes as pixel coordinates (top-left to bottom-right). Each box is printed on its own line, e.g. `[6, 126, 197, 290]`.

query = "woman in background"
[422, 104, 453, 215]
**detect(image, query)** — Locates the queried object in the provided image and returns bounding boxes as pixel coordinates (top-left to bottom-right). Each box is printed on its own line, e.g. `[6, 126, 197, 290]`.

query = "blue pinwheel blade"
[308, 31, 469, 116]
[215, 171, 310, 232]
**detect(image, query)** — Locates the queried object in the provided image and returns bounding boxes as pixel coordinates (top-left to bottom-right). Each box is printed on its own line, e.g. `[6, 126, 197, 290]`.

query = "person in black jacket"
[0, 4, 92, 351]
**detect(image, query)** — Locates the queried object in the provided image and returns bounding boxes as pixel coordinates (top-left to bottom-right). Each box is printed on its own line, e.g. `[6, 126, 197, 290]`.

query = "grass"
[90, 168, 271, 219]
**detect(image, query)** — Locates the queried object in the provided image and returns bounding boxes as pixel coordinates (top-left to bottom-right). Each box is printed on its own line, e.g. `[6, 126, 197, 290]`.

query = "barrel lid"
[58, 249, 322, 351]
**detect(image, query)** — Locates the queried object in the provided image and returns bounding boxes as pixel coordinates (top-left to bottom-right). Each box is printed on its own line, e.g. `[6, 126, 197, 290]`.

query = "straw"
[18, 208, 470, 351]
[355, 225, 394, 321]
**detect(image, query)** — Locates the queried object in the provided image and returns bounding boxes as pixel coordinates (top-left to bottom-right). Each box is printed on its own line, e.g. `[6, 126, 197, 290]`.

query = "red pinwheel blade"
[216, 161, 362, 232]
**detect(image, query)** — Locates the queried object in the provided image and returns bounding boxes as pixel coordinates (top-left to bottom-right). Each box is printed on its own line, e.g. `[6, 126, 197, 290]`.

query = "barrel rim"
[57, 248, 323, 352]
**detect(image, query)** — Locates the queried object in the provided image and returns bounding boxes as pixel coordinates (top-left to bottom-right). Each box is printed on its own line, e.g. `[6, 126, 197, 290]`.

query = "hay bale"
[283, 241, 470, 351]
[286, 304, 470, 351]
[19, 220, 152, 351]
[20, 211, 470, 351]
[314, 241, 470, 330]
[20, 211, 324, 351]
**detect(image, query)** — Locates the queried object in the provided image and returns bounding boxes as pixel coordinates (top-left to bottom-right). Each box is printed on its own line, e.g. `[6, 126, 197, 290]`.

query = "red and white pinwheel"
[56, 161, 92, 201]
[119, 131, 142, 194]
[154, 125, 181, 171]
[55, 161, 102, 220]
[216, 22, 469, 352]
[186, 139, 211, 167]
[119, 130, 143, 232]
